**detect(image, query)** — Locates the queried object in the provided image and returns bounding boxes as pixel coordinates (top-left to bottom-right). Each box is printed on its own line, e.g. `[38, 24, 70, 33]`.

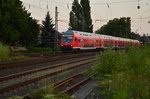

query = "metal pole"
[55, 6, 58, 47]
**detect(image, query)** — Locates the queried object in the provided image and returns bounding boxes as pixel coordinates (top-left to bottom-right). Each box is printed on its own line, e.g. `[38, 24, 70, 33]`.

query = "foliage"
[26, 85, 71, 99]
[10, 55, 28, 61]
[52, 45, 61, 52]
[0, 0, 40, 47]
[80, 0, 93, 32]
[0, 43, 10, 61]
[28, 46, 61, 54]
[41, 11, 56, 48]
[8, 96, 22, 99]
[28, 86, 54, 99]
[69, 0, 81, 30]
[28, 47, 53, 53]
[69, 0, 82, 31]
[69, 0, 93, 32]
[130, 32, 141, 40]
[93, 47, 150, 99]
[95, 17, 140, 39]
[20, 18, 40, 48]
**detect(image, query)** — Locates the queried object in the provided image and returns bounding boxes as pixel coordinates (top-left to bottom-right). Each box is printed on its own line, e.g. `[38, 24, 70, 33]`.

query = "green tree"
[0, 0, 21, 45]
[41, 11, 55, 48]
[96, 17, 133, 38]
[69, 0, 93, 32]
[0, 0, 40, 47]
[20, 17, 40, 47]
[80, 0, 93, 32]
[69, 0, 82, 31]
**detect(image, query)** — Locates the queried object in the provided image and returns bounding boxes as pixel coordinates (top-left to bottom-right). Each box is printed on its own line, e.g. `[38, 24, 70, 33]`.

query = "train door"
[79, 33, 83, 48]
[101, 36, 104, 48]
[73, 34, 78, 48]
[94, 35, 96, 48]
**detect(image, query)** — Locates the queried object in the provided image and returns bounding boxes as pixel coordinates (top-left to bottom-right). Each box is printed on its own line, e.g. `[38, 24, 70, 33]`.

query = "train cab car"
[60, 30, 96, 51]
[60, 30, 75, 51]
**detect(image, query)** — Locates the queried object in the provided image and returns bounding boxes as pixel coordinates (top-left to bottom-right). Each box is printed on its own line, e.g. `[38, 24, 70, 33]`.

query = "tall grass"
[0, 43, 10, 61]
[93, 47, 150, 99]
[23, 85, 71, 99]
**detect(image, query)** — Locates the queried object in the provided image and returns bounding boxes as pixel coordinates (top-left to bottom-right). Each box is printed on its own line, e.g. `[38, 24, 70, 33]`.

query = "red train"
[60, 30, 142, 51]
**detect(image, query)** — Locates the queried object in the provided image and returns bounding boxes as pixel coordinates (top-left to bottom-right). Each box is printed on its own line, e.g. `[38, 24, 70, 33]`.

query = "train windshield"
[62, 35, 72, 43]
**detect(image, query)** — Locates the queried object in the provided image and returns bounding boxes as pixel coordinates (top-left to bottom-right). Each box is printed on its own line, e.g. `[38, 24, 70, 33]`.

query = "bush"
[27, 85, 70, 99]
[28, 45, 61, 54]
[28, 47, 53, 53]
[30, 86, 53, 99]
[93, 47, 150, 99]
[0, 43, 10, 61]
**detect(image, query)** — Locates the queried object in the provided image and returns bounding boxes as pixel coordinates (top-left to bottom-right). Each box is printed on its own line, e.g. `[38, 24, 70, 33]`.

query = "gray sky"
[21, 0, 150, 35]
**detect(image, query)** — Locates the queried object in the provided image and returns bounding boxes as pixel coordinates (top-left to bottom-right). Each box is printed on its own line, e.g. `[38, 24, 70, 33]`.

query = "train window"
[68, 36, 72, 39]
[62, 36, 72, 43]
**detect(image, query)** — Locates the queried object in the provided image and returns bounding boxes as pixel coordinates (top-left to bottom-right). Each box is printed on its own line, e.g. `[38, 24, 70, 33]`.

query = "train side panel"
[72, 33, 81, 49]
[60, 30, 141, 51]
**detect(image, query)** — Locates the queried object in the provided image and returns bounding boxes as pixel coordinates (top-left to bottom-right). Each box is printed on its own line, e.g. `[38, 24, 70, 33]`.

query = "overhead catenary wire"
[22, 3, 69, 32]
[22, 2, 69, 20]
[20, 0, 150, 33]
[91, 0, 143, 5]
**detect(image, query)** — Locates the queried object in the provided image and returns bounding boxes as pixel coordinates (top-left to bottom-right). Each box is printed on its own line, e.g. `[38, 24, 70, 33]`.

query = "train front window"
[62, 36, 72, 43]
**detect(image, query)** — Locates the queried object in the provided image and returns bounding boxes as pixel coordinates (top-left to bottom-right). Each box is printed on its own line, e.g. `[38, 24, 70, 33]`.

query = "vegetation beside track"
[28, 46, 61, 54]
[0, 45, 61, 63]
[25, 85, 70, 99]
[92, 46, 150, 99]
[8, 85, 70, 99]
[0, 43, 10, 61]
[0, 43, 28, 62]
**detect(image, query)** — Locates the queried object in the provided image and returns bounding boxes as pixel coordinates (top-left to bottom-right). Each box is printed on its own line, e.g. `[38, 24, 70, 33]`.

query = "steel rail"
[0, 56, 95, 82]
[61, 74, 95, 95]
[0, 59, 95, 94]
[0, 52, 95, 70]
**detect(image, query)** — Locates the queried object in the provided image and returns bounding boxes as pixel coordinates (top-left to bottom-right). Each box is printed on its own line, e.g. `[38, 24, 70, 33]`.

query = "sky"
[20, 0, 150, 36]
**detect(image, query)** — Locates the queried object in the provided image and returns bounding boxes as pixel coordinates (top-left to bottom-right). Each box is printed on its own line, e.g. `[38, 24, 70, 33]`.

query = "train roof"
[62, 30, 93, 35]
[62, 30, 140, 42]
[62, 30, 74, 35]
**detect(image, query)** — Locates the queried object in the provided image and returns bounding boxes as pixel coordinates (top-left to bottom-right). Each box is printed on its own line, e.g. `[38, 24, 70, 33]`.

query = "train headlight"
[71, 45, 72, 46]
[61, 45, 63, 46]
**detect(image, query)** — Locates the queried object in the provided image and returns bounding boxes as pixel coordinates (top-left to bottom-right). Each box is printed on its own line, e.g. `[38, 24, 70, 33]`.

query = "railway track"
[0, 52, 94, 70]
[53, 70, 95, 95]
[0, 52, 96, 76]
[0, 53, 97, 98]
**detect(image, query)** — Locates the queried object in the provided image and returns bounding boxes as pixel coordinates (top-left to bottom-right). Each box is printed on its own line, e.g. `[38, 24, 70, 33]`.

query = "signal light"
[137, 6, 140, 9]
[137, 0, 140, 9]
